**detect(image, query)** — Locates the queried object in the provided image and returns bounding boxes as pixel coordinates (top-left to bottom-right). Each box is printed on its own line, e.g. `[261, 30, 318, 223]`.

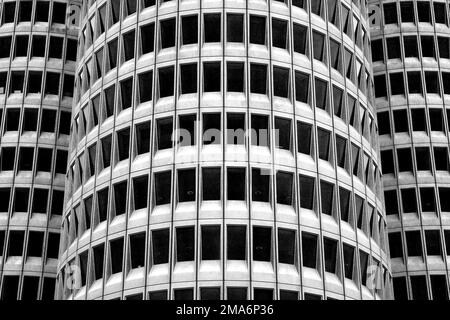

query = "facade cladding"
[57, 0, 392, 300]
[370, 0, 450, 300]
[0, 0, 80, 300]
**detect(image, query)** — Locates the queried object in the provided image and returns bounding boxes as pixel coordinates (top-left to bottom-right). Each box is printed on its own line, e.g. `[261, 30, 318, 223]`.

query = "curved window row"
[0, 146, 68, 175]
[381, 146, 450, 176]
[0, 34, 77, 62]
[77, 19, 371, 96]
[0, 70, 74, 98]
[0, 275, 56, 301]
[389, 228, 450, 260]
[0, 186, 64, 216]
[76, 1, 372, 103]
[375, 70, 450, 98]
[63, 166, 386, 253]
[393, 274, 449, 301]
[0, 0, 67, 26]
[384, 187, 450, 216]
[0, 108, 70, 135]
[82, 0, 368, 55]
[63, 225, 382, 299]
[378, 107, 450, 136]
[68, 111, 380, 192]
[382, 1, 449, 26]
[0, 229, 59, 259]
[73, 63, 377, 146]
[372, 33, 450, 63]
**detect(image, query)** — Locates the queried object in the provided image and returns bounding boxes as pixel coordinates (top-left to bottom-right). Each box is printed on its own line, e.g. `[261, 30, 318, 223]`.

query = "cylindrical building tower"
[0, 0, 80, 300]
[370, 0, 450, 300]
[58, 0, 391, 300]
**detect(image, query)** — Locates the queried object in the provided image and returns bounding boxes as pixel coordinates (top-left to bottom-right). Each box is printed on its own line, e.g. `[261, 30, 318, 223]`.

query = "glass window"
[227, 168, 246, 201]
[227, 226, 246, 260]
[176, 227, 195, 262]
[252, 168, 270, 203]
[201, 226, 220, 260]
[202, 168, 221, 201]
[178, 169, 196, 203]
[302, 232, 317, 268]
[253, 227, 271, 262]
[250, 16, 266, 45]
[152, 229, 170, 265]
[278, 229, 295, 264]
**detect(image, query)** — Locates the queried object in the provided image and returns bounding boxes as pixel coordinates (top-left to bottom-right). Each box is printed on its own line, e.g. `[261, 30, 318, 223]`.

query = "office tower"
[57, 0, 391, 300]
[370, 0, 450, 300]
[0, 0, 79, 300]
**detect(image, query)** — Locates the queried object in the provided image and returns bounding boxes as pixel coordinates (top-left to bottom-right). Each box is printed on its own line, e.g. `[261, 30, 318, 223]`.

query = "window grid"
[57, 0, 390, 301]
[0, 0, 79, 301]
[372, 0, 450, 301]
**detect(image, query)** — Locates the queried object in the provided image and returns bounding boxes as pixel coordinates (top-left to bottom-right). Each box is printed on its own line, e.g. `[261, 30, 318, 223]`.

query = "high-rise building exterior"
[0, 0, 80, 300]
[57, 0, 392, 300]
[370, 0, 450, 300]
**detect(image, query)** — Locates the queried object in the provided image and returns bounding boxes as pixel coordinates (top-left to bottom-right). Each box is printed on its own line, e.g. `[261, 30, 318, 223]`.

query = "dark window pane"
[157, 117, 173, 151]
[176, 227, 195, 262]
[203, 113, 221, 145]
[110, 238, 124, 274]
[254, 289, 273, 301]
[295, 71, 309, 103]
[200, 288, 220, 300]
[204, 14, 221, 43]
[320, 181, 334, 215]
[250, 64, 267, 94]
[113, 181, 127, 216]
[431, 275, 448, 300]
[174, 289, 193, 300]
[130, 233, 146, 269]
[250, 16, 266, 45]
[182, 15, 198, 45]
[324, 238, 337, 273]
[227, 168, 245, 201]
[425, 230, 441, 256]
[278, 229, 295, 264]
[227, 288, 247, 300]
[406, 231, 423, 257]
[343, 244, 354, 279]
[299, 175, 314, 210]
[152, 229, 170, 265]
[253, 227, 271, 262]
[276, 171, 293, 206]
[227, 14, 243, 43]
[202, 168, 220, 201]
[402, 188, 417, 213]
[393, 277, 408, 300]
[302, 232, 317, 268]
[180, 63, 197, 94]
[201, 226, 220, 260]
[178, 169, 196, 203]
[160, 19, 176, 49]
[227, 62, 244, 93]
[252, 168, 270, 202]
[227, 226, 246, 260]
[133, 175, 148, 210]
[27, 232, 44, 257]
[389, 232, 403, 258]
[411, 276, 428, 300]
[155, 171, 171, 205]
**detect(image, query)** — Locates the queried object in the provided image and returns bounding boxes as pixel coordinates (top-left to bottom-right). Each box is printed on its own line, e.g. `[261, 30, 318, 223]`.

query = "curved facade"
[58, 0, 391, 300]
[370, 0, 450, 300]
[0, 0, 79, 300]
